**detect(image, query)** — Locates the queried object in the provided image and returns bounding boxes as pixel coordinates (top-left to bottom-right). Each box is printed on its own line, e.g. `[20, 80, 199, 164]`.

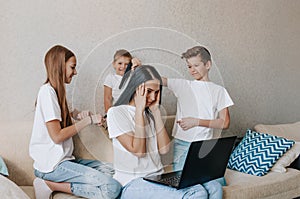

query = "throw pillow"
[271, 142, 300, 172]
[0, 156, 8, 176]
[227, 129, 295, 176]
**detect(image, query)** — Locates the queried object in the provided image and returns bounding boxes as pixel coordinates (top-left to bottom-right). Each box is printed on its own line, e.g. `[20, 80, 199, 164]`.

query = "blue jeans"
[34, 159, 122, 199]
[121, 177, 208, 199]
[173, 138, 224, 199]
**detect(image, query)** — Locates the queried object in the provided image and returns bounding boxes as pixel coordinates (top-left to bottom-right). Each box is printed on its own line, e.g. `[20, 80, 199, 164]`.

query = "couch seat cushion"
[224, 168, 300, 199]
[0, 175, 30, 199]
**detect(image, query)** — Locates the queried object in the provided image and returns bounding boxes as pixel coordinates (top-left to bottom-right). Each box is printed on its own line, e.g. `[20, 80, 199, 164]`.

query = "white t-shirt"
[168, 79, 234, 142]
[107, 105, 163, 186]
[103, 73, 123, 104]
[29, 83, 74, 173]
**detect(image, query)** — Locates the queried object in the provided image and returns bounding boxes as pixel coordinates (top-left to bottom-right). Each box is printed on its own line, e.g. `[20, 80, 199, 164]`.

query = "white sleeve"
[167, 78, 186, 98]
[107, 107, 134, 139]
[39, 86, 61, 122]
[103, 74, 113, 88]
[217, 88, 234, 111]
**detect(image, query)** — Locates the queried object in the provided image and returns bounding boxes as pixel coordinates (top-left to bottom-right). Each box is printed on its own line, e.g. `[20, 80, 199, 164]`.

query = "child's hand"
[131, 58, 141, 70]
[77, 110, 91, 120]
[90, 114, 105, 126]
[134, 83, 147, 112]
[177, 117, 199, 131]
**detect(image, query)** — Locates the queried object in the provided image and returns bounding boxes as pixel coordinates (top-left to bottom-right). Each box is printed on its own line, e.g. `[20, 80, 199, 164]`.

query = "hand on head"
[149, 90, 160, 113]
[134, 83, 147, 112]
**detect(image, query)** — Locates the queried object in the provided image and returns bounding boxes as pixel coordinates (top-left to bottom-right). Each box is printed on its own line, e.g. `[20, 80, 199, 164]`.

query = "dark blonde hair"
[181, 46, 211, 64]
[44, 45, 74, 128]
[113, 49, 132, 62]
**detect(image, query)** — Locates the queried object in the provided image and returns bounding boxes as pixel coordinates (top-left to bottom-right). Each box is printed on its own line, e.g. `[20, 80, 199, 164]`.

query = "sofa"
[1, 119, 300, 199]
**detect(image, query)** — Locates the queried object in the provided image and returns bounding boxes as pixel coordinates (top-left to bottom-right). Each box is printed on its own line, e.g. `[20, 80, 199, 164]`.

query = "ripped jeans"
[173, 138, 224, 199]
[34, 159, 122, 199]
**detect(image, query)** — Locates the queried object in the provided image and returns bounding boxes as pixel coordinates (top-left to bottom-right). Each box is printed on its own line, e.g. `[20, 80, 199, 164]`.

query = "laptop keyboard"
[158, 175, 181, 186]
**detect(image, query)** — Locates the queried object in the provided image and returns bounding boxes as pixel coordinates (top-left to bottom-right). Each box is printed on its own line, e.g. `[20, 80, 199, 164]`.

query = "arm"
[150, 91, 170, 154]
[177, 107, 230, 131]
[162, 77, 168, 87]
[47, 114, 103, 144]
[104, 85, 112, 113]
[116, 109, 146, 157]
[152, 110, 170, 154]
[116, 84, 147, 157]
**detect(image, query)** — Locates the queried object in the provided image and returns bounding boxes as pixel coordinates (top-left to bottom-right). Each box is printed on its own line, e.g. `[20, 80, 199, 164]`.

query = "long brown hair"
[44, 45, 74, 128]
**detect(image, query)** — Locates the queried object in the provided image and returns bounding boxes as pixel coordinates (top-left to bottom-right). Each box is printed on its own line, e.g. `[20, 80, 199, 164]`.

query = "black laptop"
[143, 136, 236, 189]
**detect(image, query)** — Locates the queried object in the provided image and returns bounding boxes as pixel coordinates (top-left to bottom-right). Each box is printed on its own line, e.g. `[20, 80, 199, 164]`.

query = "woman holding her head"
[29, 45, 121, 199]
[107, 65, 208, 198]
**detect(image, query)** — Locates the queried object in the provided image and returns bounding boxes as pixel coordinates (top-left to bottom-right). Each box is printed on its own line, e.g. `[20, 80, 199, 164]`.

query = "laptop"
[143, 136, 236, 189]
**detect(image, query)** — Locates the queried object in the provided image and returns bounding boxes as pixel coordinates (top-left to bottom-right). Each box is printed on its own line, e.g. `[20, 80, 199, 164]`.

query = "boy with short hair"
[163, 46, 234, 199]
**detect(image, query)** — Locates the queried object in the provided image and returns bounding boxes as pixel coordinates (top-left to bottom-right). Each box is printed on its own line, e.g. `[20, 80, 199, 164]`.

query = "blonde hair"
[44, 45, 74, 128]
[113, 49, 132, 62]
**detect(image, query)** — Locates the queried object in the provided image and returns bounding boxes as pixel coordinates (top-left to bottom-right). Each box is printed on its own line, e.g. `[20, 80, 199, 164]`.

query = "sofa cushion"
[227, 129, 294, 176]
[255, 122, 300, 173]
[0, 174, 30, 199]
[254, 121, 300, 141]
[0, 156, 8, 176]
[224, 168, 300, 199]
[271, 142, 300, 172]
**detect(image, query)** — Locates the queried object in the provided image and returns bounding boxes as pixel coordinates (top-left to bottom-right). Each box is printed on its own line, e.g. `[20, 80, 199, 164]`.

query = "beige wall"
[1, 0, 300, 137]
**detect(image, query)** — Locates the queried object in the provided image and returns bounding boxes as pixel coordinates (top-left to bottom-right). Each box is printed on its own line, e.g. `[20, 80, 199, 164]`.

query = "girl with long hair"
[29, 45, 121, 199]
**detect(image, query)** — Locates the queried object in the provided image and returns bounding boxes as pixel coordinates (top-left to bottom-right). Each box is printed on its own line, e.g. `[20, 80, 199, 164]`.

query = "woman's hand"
[149, 90, 160, 114]
[134, 83, 147, 113]
[177, 117, 199, 131]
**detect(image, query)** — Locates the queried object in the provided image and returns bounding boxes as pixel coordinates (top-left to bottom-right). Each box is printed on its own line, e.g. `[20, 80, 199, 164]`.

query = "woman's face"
[65, 56, 77, 84]
[113, 56, 131, 76]
[144, 79, 160, 107]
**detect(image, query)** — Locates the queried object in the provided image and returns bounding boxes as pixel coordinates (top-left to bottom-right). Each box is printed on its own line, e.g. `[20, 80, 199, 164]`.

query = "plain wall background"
[1, 0, 300, 137]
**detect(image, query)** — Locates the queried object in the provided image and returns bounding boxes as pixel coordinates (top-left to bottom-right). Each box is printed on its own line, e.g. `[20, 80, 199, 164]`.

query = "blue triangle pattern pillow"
[227, 129, 294, 176]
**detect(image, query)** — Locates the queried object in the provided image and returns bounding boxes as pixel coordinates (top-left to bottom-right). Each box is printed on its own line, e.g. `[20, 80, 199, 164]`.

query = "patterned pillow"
[227, 129, 295, 176]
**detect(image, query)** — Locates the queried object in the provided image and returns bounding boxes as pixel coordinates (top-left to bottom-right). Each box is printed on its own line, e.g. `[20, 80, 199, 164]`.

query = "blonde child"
[103, 49, 141, 113]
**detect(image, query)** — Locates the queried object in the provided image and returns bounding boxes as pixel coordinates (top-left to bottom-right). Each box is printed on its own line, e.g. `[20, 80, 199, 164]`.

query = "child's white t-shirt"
[29, 83, 74, 173]
[103, 73, 123, 104]
[107, 105, 163, 186]
[168, 79, 234, 142]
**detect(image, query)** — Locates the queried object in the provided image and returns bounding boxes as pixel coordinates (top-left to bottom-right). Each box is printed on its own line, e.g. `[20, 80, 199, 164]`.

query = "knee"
[101, 180, 122, 199]
[183, 184, 208, 199]
[203, 180, 223, 199]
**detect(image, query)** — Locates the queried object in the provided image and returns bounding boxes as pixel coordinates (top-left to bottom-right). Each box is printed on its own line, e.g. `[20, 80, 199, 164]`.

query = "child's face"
[113, 56, 131, 76]
[186, 55, 210, 81]
[65, 56, 77, 84]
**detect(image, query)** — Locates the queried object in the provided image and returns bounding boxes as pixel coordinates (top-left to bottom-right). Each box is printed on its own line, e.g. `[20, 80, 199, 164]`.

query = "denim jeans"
[173, 138, 224, 199]
[121, 177, 208, 199]
[34, 159, 122, 199]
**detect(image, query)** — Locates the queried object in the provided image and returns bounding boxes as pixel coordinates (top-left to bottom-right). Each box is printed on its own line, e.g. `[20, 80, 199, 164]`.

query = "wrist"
[89, 115, 93, 125]
[197, 119, 201, 127]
